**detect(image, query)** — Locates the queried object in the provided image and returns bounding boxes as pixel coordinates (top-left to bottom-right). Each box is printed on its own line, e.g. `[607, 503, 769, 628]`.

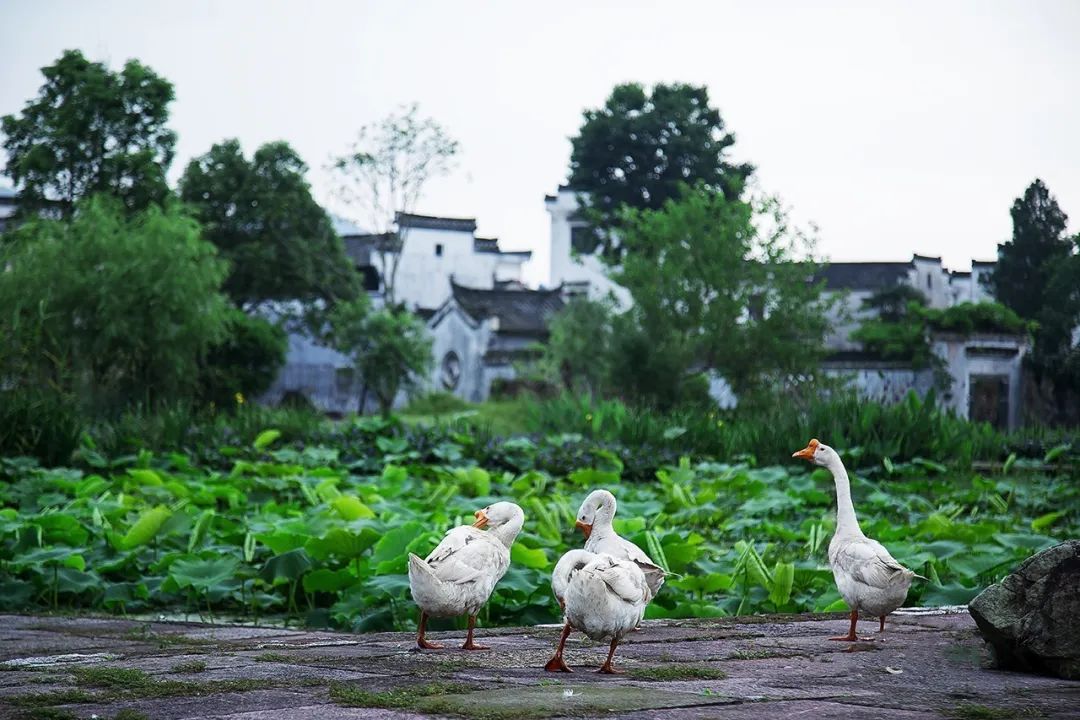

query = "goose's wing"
[424, 526, 498, 584]
[614, 537, 663, 573]
[594, 558, 650, 605]
[834, 538, 912, 589]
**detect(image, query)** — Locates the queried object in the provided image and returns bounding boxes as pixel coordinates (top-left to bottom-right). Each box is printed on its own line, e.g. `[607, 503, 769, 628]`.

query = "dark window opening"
[435, 243, 444, 257]
[570, 225, 600, 255]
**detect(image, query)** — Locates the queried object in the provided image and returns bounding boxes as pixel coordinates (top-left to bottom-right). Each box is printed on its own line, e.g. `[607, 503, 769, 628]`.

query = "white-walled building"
[348, 213, 531, 313]
[263, 211, 547, 413]
[543, 185, 1028, 428]
[543, 187, 631, 306]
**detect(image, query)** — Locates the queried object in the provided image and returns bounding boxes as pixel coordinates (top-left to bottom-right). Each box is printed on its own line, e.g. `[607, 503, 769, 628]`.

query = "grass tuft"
[329, 681, 472, 709]
[10, 689, 97, 707]
[254, 653, 290, 663]
[169, 661, 207, 674]
[628, 665, 727, 681]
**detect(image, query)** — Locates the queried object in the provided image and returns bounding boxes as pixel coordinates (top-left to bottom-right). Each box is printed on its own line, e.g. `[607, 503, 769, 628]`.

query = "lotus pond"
[0, 419, 1076, 632]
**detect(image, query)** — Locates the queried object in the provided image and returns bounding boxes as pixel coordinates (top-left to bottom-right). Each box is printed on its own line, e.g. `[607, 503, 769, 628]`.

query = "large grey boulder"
[968, 539, 1080, 680]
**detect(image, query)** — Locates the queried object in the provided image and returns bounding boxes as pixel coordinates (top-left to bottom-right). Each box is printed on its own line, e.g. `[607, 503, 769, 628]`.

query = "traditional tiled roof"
[450, 280, 564, 336]
[473, 235, 531, 257]
[396, 212, 477, 232]
[817, 262, 913, 291]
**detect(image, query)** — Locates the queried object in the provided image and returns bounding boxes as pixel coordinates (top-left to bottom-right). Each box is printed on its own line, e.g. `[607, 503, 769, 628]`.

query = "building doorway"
[969, 374, 1009, 428]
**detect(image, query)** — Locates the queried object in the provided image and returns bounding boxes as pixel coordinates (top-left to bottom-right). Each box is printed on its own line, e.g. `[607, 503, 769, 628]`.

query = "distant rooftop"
[396, 212, 477, 233]
[450, 280, 564, 336]
[818, 261, 913, 291]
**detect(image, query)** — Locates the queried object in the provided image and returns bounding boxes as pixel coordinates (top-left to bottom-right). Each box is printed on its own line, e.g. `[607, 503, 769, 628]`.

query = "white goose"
[792, 439, 921, 641]
[544, 549, 649, 674]
[408, 501, 524, 650]
[575, 489, 666, 597]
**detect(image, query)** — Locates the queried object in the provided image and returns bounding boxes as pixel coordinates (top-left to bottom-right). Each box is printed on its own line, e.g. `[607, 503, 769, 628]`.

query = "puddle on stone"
[4, 653, 119, 668]
[416, 684, 733, 717]
[893, 606, 967, 616]
[255, 640, 361, 649]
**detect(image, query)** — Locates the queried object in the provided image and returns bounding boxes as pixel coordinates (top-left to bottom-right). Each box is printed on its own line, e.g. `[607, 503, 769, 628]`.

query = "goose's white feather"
[555, 550, 649, 643]
[408, 503, 523, 618]
[577, 489, 666, 598]
[804, 442, 917, 618]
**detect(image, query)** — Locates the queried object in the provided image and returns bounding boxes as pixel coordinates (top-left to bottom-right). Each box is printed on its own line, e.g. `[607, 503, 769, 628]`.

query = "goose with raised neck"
[793, 438, 921, 642]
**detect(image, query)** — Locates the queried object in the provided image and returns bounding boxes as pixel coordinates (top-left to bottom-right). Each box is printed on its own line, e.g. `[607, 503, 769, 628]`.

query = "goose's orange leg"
[461, 614, 488, 650]
[597, 637, 622, 674]
[416, 611, 444, 649]
[543, 622, 573, 672]
[829, 609, 875, 642]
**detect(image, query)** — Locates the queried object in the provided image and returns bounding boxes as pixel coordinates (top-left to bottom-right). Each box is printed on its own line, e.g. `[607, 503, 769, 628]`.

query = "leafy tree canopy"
[568, 82, 753, 258]
[614, 186, 830, 398]
[1, 49, 176, 218]
[0, 196, 229, 414]
[323, 298, 433, 416]
[990, 178, 1071, 321]
[179, 139, 360, 308]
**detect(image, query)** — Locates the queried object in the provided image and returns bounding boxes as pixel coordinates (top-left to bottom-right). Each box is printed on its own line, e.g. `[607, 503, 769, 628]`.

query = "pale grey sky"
[2, 1, 1078, 286]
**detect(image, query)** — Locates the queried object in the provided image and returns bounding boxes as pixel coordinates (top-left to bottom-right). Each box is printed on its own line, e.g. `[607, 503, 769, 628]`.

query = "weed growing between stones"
[329, 681, 474, 709]
[627, 665, 727, 681]
[254, 653, 291, 663]
[169, 661, 207, 673]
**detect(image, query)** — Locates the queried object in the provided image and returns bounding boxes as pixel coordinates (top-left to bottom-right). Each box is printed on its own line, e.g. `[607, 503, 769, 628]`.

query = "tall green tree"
[0, 197, 229, 414]
[179, 139, 360, 308]
[537, 296, 617, 396]
[324, 298, 433, 415]
[613, 186, 831, 403]
[989, 179, 1071, 321]
[1, 50, 176, 218]
[568, 82, 753, 258]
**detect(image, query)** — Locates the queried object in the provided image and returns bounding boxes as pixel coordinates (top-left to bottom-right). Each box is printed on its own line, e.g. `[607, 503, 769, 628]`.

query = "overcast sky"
[2, 1, 1078, 286]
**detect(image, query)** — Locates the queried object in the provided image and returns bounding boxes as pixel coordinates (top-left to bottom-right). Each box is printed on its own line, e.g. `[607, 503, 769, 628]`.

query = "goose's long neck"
[827, 456, 861, 536]
[591, 502, 617, 541]
[493, 512, 524, 548]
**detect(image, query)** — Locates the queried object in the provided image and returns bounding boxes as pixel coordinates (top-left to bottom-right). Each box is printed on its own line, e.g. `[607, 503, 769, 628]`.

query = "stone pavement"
[1, 609, 1077, 719]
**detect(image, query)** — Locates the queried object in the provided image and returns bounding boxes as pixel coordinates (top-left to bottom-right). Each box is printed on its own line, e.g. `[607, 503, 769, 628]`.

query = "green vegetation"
[323, 299, 434, 416]
[1, 49, 176, 219]
[169, 661, 207, 674]
[628, 665, 727, 681]
[179, 138, 360, 308]
[329, 681, 473, 709]
[853, 295, 1033, 368]
[0, 408, 1075, 629]
[567, 82, 752, 260]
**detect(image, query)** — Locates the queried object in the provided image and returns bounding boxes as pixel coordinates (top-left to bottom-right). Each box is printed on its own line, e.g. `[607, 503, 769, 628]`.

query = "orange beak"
[575, 520, 592, 539]
[472, 510, 489, 529]
[792, 438, 820, 461]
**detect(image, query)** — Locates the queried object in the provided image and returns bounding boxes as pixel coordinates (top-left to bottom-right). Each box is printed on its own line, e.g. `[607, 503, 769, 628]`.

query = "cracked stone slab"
[2, 610, 1079, 719]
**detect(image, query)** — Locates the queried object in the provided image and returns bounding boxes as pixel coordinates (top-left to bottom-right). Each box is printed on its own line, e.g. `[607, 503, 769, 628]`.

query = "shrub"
[0, 196, 229, 416]
[197, 309, 287, 407]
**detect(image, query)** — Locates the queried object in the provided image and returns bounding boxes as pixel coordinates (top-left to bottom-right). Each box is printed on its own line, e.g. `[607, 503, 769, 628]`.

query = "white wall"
[391, 225, 528, 310]
[426, 304, 493, 403]
[545, 189, 631, 306]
